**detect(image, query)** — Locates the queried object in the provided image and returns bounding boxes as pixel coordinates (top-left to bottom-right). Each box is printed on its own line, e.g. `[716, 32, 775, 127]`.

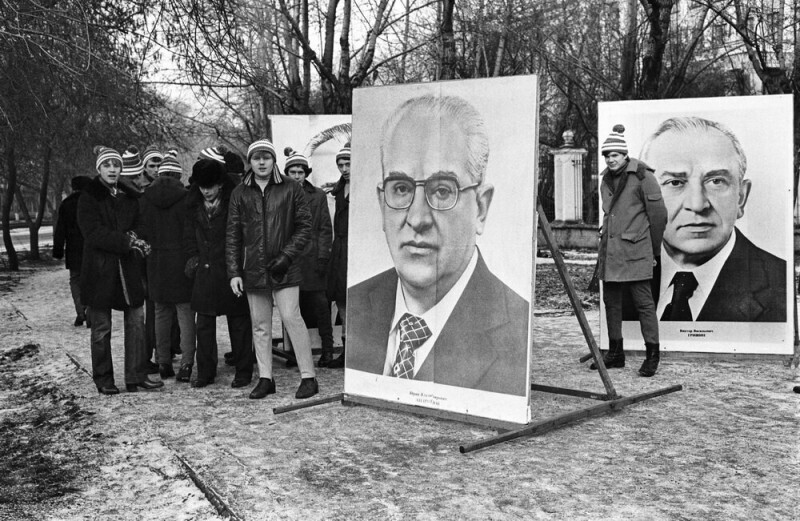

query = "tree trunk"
[2, 143, 20, 271]
[640, 0, 674, 99]
[301, 0, 311, 111]
[620, 0, 638, 98]
[440, 0, 456, 80]
[338, 0, 352, 113]
[28, 143, 52, 260]
[492, 0, 513, 77]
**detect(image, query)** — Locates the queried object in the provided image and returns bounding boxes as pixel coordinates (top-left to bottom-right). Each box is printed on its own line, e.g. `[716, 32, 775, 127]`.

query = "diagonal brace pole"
[537, 202, 616, 398]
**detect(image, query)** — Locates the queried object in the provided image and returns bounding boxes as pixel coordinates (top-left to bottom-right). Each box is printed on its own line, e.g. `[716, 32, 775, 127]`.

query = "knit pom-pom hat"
[93, 145, 122, 171]
[335, 141, 351, 162]
[247, 139, 276, 162]
[283, 147, 311, 174]
[121, 146, 144, 176]
[601, 125, 628, 156]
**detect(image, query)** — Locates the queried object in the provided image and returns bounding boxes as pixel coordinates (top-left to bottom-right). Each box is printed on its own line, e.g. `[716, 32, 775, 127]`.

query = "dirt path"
[1, 265, 798, 520]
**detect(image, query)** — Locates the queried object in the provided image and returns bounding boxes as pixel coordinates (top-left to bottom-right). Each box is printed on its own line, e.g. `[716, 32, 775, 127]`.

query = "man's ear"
[376, 185, 386, 231]
[736, 178, 752, 219]
[475, 183, 494, 236]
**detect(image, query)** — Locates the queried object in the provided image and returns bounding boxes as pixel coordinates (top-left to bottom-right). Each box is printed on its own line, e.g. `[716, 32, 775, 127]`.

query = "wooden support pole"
[273, 393, 345, 415]
[460, 384, 682, 454]
[537, 202, 616, 399]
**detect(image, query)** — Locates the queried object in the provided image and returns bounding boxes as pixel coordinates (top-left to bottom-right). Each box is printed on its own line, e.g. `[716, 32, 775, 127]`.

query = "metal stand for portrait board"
[273, 202, 682, 452]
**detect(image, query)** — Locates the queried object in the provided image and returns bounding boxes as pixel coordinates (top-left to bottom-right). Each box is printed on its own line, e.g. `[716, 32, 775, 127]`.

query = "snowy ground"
[0, 263, 798, 520]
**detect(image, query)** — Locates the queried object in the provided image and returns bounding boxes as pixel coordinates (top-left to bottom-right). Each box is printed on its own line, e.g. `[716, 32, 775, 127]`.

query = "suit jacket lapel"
[698, 230, 767, 321]
[415, 255, 503, 388]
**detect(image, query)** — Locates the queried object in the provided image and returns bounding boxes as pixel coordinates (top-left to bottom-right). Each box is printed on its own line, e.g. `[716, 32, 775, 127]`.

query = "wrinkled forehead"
[646, 128, 743, 179]
[382, 113, 470, 182]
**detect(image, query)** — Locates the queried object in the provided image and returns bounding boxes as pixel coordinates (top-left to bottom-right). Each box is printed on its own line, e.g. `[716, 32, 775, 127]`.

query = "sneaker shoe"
[191, 378, 214, 388]
[176, 364, 192, 382]
[248, 378, 276, 399]
[295, 378, 319, 399]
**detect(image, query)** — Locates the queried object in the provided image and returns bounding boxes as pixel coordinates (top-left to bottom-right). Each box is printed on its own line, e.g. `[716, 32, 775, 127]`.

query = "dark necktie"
[391, 313, 432, 378]
[661, 271, 699, 321]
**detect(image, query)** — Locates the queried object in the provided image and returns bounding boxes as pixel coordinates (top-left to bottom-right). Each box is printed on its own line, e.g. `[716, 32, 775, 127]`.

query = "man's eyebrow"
[703, 169, 734, 179]
[658, 170, 687, 178]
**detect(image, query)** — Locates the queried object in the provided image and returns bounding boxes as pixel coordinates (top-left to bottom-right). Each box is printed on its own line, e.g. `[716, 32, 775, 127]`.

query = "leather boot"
[159, 363, 175, 379]
[638, 342, 660, 377]
[327, 339, 345, 369]
[317, 344, 334, 367]
[590, 339, 625, 369]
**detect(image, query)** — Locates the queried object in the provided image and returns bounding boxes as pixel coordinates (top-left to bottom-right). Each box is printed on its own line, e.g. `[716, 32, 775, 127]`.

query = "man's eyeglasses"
[377, 176, 479, 211]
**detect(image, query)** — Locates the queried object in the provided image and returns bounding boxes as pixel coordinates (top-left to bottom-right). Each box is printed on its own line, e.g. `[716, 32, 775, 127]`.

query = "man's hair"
[640, 116, 747, 180]
[379, 95, 489, 184]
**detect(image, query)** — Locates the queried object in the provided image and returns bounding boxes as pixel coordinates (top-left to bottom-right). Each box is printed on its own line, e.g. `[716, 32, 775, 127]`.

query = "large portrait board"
[345, 77, 539, 425]
[598, 95, 794, 355]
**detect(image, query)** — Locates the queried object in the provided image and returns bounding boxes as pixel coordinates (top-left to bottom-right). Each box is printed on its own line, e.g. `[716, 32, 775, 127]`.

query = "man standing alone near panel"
[593, 125, 667, 377]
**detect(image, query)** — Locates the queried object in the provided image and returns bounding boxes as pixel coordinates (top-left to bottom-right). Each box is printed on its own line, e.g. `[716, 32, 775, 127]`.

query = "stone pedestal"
[551, 132, 587, 223]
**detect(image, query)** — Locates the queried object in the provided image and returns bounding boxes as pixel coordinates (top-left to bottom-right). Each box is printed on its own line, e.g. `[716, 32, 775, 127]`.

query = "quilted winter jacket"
[225, 170, 312, 291]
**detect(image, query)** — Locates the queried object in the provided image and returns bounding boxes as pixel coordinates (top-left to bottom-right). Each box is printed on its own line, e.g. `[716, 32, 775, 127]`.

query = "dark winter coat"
[184, 174, 249, 316]
[53, 191, 84, 271]
[326, 176, 348, 302]
[297, 180, 332, 292]
[138, 176, 192, 303]
[77, 177, 145, 310]
[225, 170, 312, 291]
[598, 158, 667, 282]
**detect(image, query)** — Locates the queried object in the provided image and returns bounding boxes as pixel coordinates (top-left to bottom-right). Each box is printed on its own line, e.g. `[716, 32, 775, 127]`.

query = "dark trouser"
[301, 290, 333, 350]
[196, 313, 254, 381]
[145, 298, 156, 362]
[603, 280, 659, 345]
[69, 268, 84, 317]
[87, 305, 146, 387]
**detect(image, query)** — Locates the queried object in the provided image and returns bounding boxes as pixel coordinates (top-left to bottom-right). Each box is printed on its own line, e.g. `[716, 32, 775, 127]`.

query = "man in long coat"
[594, 125, 667, 377]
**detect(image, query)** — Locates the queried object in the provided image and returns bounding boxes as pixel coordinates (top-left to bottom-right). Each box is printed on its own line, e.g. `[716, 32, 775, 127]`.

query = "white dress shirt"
[657, 232, 737, 320]
[382, 250, 479, 377]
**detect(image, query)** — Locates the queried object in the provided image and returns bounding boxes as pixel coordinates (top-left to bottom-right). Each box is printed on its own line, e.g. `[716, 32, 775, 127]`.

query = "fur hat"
[335, 141, 351, 162]
[121, 146, 144, 176]
[158, 156, 183, 178]
[93, 146, 122, 171]
[601, 125, 628, 156]
[247, 139, 276, 162]
[192, 159, 225, 187]
[283, 147, 311, 175]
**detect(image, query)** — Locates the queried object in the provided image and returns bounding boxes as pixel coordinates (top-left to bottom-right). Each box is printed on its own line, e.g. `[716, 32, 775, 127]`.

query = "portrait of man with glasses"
[347, 94, 530, 397]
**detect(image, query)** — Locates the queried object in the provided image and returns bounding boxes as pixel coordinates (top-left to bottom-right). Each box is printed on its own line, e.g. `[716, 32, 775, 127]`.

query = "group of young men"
[54, 140, 351, 400]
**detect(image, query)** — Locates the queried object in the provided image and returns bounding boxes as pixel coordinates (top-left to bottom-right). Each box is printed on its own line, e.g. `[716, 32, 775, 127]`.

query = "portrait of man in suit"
[347, 94, 530, 396]
[638, 116, 786, 323]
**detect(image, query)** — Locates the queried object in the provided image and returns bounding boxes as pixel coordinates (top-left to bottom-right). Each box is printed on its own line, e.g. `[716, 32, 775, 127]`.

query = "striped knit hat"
[142, 146, 163, 166]
[199, 146, 226, 164]
[93, 146, 122, 171]
[158, 156, 183, 178]
[121, 146, 144, 176]
[336, 142, 351, 162]
[600, 125, 628, 156]
[165, 148, 179, 159]
[283, 147, 310, 173]
[247, 139, 276, 162]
